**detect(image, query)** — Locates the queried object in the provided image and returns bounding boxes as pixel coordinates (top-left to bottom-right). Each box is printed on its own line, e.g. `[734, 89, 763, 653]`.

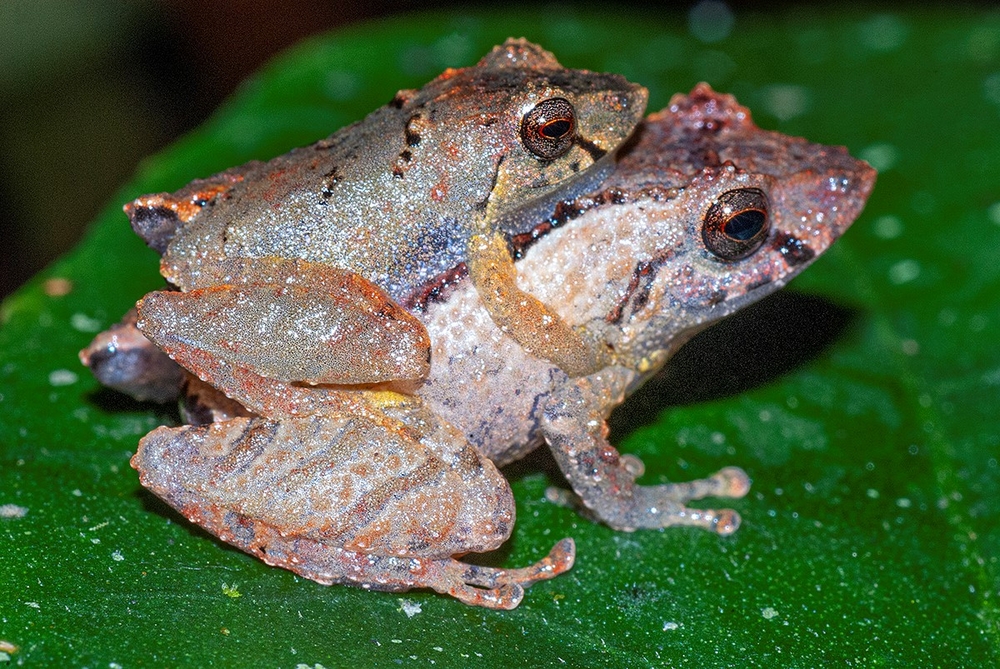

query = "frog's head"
[511, 84, 876, 371]
[414, 39, 648, 223]
[608, 84, 877, 366]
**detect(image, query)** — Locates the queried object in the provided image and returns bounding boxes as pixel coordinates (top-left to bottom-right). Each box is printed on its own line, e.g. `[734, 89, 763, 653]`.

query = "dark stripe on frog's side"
[511, 187, 629, 258]
[403, 188, 623, 311]
[403, 263, 469, 312]
[509, 183, 675, 260]
[604, 247, 678, 325]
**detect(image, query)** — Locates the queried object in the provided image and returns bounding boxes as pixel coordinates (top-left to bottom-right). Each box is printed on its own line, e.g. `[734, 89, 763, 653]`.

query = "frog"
[113, 84, 875, 609]
[109, 38, 647, 395]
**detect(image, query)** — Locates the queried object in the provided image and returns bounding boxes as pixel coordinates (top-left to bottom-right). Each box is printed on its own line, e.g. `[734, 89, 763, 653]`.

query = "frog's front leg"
[137, 257, 430, 389]
[133, 413, 574, 609]
[541, 376, 750, 534]
[467, 231, 610, 378]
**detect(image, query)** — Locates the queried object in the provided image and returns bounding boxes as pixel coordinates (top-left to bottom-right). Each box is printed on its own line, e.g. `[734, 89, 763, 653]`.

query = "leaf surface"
[2, 7, 998, 667]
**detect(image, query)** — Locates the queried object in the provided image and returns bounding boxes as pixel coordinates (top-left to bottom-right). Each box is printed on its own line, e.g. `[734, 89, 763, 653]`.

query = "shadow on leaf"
[609, 290, 856, 443]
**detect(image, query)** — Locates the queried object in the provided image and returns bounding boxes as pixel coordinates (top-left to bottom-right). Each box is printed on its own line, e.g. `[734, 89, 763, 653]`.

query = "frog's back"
[156, 98, 478, 298]
[128, 39, 647, 301]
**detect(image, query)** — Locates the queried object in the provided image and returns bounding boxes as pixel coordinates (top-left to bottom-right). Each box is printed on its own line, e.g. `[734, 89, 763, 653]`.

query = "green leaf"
[2, 6, 998, 667]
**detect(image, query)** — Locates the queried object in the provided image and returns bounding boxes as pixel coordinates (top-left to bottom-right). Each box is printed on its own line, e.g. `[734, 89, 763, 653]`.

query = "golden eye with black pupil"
[521, 97, 576, 160]
[702, 188, 770, 261]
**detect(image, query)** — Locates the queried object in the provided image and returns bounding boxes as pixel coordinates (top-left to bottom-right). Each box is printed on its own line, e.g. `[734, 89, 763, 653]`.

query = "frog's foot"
[467, 231, 609, 378]
[544, 468, 748, 535]
[254, 534, 575, 609]
[79, 308, 184, 403]
[136, 257, 431, 389]
[441, 537, 575, 607]
[541, 380, 750, 535]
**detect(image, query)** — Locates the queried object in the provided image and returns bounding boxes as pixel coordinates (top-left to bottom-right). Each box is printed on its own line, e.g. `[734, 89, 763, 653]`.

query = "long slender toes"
[448, 583, 524, 610]
[497, 537, 576, 586]
[460, 537, 576, 589]
[654, 466, 752, 504]
[677, 507, 741, 535]
[530, 537, 576, 581]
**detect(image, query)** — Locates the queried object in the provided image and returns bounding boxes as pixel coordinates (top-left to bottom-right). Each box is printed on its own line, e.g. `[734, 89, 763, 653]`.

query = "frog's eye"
[521, 97, 576, 160]
[702, 188, 770, 261]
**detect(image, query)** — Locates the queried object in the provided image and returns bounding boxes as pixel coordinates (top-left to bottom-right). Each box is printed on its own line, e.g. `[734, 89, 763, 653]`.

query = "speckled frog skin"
[128, 39, 647, 379]
[83, 83, 874, 609]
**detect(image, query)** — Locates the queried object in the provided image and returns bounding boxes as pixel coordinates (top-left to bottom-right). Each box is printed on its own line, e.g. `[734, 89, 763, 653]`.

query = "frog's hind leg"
[133, 412, 575, 609]
[136, 257, 430, 389]
[467, 231, 609, 378]
[541, 378, 750, 535]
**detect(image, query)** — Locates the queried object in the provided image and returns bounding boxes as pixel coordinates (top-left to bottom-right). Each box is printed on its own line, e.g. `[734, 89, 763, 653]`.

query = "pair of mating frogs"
[81, 40, 875, 609]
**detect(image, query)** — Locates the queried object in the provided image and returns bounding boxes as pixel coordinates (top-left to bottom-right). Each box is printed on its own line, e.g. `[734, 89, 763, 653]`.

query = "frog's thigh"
[133, 414, 573, 608]
[540, 380, 751, 534]
[467, 231, 608, 378]
[79, 307, 183, 403]
[136, 269, 430, 386]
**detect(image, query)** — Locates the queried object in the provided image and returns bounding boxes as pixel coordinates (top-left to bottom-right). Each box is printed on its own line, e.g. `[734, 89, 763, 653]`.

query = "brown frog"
[112, 39, 646, 390]
[108, 84, 874, 608]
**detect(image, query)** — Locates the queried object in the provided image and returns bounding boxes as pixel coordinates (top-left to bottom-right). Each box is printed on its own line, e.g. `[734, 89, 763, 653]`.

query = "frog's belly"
[417, 287, 558, 466]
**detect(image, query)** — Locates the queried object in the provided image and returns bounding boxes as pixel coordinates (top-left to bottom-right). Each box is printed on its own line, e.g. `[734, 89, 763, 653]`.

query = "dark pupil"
[724, 210, 766, 241]
[540, 119, 572, 139]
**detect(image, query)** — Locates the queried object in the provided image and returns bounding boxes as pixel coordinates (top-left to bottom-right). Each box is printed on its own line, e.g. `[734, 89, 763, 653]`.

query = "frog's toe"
[430, 537, 575, 608]
[712, 508, 742, 536]
[447, 583, 524, 610]
[713, 466, 751, 499]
